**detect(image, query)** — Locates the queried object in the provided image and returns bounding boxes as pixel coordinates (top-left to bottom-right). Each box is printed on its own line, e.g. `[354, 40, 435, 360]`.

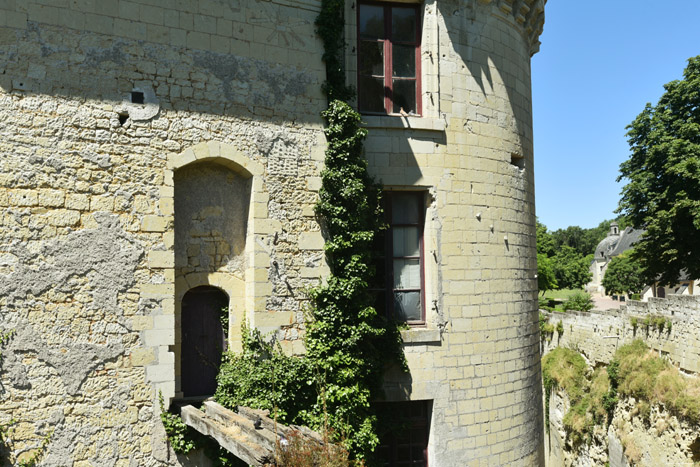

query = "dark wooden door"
[181, 286, 227, 397]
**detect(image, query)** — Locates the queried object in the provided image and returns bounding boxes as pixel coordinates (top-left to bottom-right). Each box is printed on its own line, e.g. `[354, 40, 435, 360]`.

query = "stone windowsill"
[400, 327, 442, 344]
[362, 115, 446, 132]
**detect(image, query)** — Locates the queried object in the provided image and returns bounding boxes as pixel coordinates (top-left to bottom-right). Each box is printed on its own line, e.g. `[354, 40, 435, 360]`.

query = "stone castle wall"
[0, 0, 546, 465]
[542, 295, 700, 374]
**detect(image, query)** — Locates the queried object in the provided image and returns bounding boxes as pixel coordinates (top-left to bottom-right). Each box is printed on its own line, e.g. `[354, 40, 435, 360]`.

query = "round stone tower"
[352, 0, 546, 464]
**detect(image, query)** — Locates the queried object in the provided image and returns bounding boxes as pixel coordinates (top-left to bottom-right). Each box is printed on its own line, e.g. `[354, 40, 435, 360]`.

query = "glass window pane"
[360, 5, 384, 40]
[359, 40, 384, 76]
[391, 192, 420, 224]
[392, 79, 416, 114]
[394, 259, 420, 289]
[393, 226, 419, 257]
[392, 44, 415, 78]
[392, 7, 416, 42]
[359, 76, 385, 113]
[394, 291, 421, 321]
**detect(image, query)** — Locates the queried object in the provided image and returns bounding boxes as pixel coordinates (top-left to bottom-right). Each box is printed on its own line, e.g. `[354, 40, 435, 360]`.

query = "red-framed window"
[372, 191, 425, 324]
[376, 400, 431, 466]
[358, 2, 422, 115]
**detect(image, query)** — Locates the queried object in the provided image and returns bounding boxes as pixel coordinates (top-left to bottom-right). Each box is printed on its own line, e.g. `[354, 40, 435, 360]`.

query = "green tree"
[618, 55, 700, 285]
[537, 253, 558, 295]
[552, 226, 586, 255]
[552, 246, 592, 290]
[536, 219, 555, 256]
[602, 252, 645, 296]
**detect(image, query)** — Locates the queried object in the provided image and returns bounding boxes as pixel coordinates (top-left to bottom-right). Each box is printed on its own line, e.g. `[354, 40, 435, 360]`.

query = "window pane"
[394, 291, 421, 321]
[392, 79, 416, 114]
[391, 192, 420, 224]
[393, 226, 419, 257]
[359, 40, 384, 76]
[394, 259, 420, 288]
[359, 76, 385, 112]
[360, 5, 384, 40]
[392, 44, 415, 78]
[392, 7, 416, 42]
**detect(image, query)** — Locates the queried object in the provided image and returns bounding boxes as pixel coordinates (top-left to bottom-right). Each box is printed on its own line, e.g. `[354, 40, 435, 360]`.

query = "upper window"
[358, 2, 421, 115]
[372, 191, 425, 324]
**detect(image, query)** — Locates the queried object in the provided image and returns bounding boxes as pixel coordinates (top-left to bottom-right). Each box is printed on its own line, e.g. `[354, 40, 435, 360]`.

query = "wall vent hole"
[131, 91, 144, 104]
[510, 153, 525, 169]
[118, 112, 129, 125]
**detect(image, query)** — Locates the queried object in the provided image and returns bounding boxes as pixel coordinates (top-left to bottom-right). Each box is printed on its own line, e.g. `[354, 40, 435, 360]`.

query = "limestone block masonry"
[0, 0, 546, 465]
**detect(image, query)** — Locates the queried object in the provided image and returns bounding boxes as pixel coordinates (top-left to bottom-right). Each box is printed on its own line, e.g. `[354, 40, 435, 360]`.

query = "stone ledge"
[400, 328, 441, 345]
[362, 115, 445, 132]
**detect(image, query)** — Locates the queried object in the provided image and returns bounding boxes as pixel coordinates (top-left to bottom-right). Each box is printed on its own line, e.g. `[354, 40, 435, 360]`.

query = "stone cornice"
[484, 0, 547, 56]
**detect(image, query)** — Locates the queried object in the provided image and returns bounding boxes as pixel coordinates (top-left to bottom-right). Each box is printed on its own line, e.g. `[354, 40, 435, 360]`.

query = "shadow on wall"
[435, 0, 545, 155]
[0, 10, 323, 125]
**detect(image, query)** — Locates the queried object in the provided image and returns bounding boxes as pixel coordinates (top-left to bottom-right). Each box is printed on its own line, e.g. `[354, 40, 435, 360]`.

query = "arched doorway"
[181, 286, 228, 398]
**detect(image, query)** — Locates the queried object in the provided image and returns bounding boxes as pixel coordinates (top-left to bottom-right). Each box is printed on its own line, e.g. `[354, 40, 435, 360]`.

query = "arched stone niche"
[167, 142, 268, 398]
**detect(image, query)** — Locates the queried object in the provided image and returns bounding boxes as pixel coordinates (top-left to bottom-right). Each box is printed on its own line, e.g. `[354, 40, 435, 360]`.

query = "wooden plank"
[203, 401, 278, 451]
[180, 405, 273, 466]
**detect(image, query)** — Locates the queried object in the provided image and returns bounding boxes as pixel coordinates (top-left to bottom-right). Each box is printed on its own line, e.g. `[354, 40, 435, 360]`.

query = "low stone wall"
[541, 294, 700, 373]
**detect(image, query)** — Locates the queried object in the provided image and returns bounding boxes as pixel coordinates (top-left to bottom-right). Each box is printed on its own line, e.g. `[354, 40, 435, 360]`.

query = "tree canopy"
[617, 55, 700, 285]
[601, 251, 645, 296]
[537, 253, 558, 295]
[552, 246, 592, 290]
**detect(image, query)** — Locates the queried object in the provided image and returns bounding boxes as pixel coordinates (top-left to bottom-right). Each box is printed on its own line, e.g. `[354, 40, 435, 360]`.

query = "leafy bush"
[563, 291, 594, 312]
[158, 392, 196, 454]
[215, 324, 315, 425]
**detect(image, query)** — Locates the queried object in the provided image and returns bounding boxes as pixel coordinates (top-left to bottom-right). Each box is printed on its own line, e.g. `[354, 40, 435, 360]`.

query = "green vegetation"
[541, 288, 585, 301]
[539, 313, 556, 341]
[563, 367, 611, 445]
[215, 324, 315, 424]
[613, 340, 700, 423]
[563, 291, 594, 312]
[617, 55, 700, 285]
[602, 251, 645, 297]
[543, 340, 700, 447]
[629, 315, 672, 333]
[537, 253, 558, 296]
[303, 99, 406, 459]
[542, 347, 588, 436]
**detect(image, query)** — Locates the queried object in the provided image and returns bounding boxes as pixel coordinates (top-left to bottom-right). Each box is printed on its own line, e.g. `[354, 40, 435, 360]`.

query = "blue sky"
[531, 1, 700, 231]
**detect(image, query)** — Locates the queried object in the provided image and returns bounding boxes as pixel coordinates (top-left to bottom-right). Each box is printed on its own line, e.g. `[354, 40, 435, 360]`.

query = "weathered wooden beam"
[180, 405, 273, 466]
[181, 402, 331, 466]
[202, 401, 278, 451]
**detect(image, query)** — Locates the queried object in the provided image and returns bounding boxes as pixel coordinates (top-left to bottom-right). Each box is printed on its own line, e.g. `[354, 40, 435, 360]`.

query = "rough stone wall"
[542, 295, 700, 374]
[545, 370, 700, 467]
[0, 1, 326, 464]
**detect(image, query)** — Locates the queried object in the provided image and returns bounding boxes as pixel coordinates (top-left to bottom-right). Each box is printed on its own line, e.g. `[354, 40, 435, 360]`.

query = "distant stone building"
[588, 222, 644, 294]
[588, 222, 699, 301]
[0, 1, 547, 465]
